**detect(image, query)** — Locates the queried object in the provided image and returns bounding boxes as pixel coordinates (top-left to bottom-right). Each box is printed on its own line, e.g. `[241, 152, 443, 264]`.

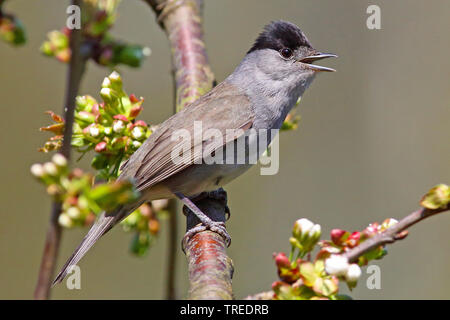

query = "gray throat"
[227, 51, 316, 131]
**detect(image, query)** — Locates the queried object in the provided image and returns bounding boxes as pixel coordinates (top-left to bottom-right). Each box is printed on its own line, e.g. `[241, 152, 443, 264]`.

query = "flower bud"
[58, 213, 73, 228]
[346, 231, 361, 248]
[89, 125, 101, 137]
[100, 87, 119, 104]
[274, 252, 291, 269]
[108, 71, 123, 91]
[420, 184, 450, 209]
[95, 141, 107, 153]
[131, 126, 145, 140]
[75, 111, 95, 124]
[309, 224, 321, 238]
[104, 127, 112, 135]
[325, 255, 349, 276]
[129, 94, 140, 104]
[30, 163, 45, 177]
[115, 45, 148, 68]
[67, 206, 81, 219]
[113, 120, 125, 133]
[43, 162, 58, 176]
[46, 184, 61, 196]
[132, 140, 142, 149]
[76, 95, 97, 112]
[330, 229, 347, 245]
[292, 218, 321, 254]
[102, 77, 112, 88]
[293, 218, 314, 239]
[52, 153, 67, 167]
[345, 264, 362, 282]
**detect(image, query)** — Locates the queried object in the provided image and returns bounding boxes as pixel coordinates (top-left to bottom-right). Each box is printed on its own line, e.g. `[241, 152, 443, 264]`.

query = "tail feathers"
[52, 211, 120, 286]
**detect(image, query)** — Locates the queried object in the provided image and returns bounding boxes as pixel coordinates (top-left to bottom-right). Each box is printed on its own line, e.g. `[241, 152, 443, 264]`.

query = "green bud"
[107, 71, 123, 92]
[115, 45, 147, 68]
[75, 111, 96, 125]
[420, 184, 450, 209]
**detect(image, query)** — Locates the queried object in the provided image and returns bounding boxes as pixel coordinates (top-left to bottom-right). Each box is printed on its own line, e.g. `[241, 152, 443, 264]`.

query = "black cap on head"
[248, 21, 312, 54]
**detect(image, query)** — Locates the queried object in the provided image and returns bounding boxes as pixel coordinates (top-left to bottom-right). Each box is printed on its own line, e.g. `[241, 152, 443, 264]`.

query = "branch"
[343, 204, 449, 263]
[145, 0, 233, 299]
[183, 198, 233, 299]
[34, 0, 87, 299]
[144, 0, 214, 111]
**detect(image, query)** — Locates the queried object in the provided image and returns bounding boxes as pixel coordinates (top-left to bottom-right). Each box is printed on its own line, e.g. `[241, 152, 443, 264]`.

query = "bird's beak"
[298, 52, 337, 72]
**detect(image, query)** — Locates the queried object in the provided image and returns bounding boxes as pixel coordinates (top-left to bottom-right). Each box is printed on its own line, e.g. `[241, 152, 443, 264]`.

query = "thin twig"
[34, 0, 87, 299]
[145, 0, 233, 299]
[343, 205, 449, 262]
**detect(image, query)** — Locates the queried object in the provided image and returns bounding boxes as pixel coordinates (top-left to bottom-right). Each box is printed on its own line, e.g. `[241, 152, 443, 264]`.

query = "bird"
[53, 20, 336, 285]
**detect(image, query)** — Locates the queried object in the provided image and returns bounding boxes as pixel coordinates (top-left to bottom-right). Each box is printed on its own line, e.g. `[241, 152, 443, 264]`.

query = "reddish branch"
[343, 205, 449, 262]
[144, 0, 214, 111]
[183, 231, 234, 299]
[145, 0, 232, 299]
[34, 0, 87, 300]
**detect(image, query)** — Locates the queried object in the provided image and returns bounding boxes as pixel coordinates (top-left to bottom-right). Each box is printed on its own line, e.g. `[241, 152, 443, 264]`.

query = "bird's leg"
[175, 192, 231, 247]
[189, 188, 231, 220]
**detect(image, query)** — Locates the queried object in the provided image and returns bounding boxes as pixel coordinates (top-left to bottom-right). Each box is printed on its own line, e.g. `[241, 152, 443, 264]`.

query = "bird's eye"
[280, 48, 293, 59]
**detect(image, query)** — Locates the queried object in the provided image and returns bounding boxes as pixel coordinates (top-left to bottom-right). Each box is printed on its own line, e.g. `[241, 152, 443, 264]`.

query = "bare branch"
[34, 0, 87, 300]
[145, 0, 233, 299]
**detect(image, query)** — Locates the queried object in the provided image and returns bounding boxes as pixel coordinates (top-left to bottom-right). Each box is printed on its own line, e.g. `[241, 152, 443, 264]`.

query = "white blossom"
[345, 264, 362, 282]
[52, 153, 67, 167]
[102, 77, 111, 88]
[113, 120, 125, 133]
[132, 140, 142, 148]
[89, 126, 100, 137]
[109, 71, 121, 81]
[325, 255, 349, 276]
[30, 163, 44, 177]
[131, 126, 143, 139]
[104, 127, 112, 135]
[58, 214, 73, 228]
[294, 218, 314, 235]
[67, 207, 81, 219]
[100, 87, 112, 99]
[43, 162, 58, 176]
[309, 224, 321, 237]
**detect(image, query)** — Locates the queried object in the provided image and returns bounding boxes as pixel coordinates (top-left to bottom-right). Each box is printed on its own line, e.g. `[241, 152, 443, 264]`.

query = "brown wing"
[119, 81, 253, 192]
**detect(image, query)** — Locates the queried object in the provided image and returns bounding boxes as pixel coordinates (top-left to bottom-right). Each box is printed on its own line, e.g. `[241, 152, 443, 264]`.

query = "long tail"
[52, 205, 131, 286]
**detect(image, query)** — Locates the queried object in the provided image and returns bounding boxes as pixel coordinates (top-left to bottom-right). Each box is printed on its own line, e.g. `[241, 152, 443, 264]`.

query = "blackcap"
[53, 20, 336, 284]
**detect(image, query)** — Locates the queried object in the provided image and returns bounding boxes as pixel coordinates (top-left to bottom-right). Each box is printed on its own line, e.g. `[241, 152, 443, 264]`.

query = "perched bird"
[53, 20, 336, 284]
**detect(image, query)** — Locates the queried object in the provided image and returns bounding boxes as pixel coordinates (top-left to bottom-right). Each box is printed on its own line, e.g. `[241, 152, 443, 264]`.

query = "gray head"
[229, 21, 336, 112]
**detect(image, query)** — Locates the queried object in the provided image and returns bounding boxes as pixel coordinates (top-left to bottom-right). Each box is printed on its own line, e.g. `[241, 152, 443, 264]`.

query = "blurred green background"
[1, 0, 449, 299]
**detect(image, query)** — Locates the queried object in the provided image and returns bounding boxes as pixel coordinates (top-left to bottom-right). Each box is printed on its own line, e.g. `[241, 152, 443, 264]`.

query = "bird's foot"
[176, 191, 231, 248]
[182, 220, 231, 248]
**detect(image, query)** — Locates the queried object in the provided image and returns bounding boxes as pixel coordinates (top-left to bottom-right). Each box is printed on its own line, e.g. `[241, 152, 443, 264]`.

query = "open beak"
[299, 53, 337, 72]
